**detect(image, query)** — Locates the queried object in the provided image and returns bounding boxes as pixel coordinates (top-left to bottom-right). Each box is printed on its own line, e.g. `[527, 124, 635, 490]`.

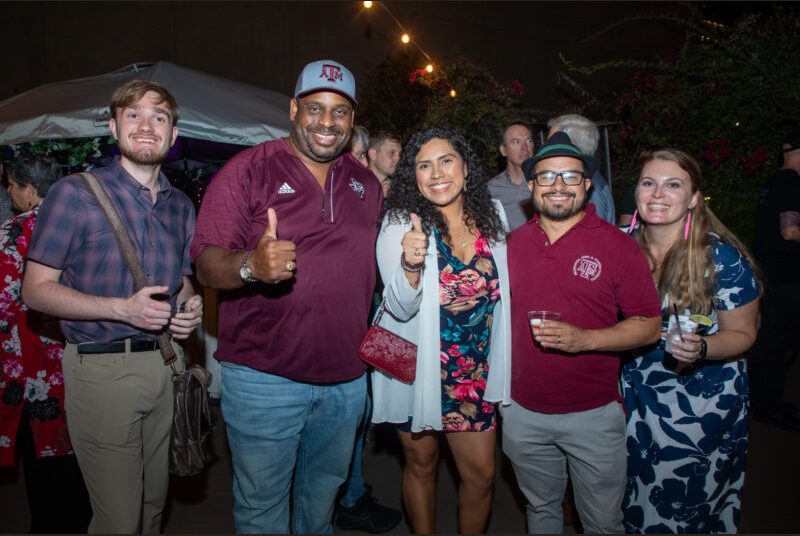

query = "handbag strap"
[80, 172, 178, 370]
[372, 298, 387, 326]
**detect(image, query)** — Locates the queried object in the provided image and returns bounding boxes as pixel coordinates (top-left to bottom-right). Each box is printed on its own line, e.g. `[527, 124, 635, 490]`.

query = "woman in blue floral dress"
[371, 127, 511, 533]
[621, 149, 760, 533]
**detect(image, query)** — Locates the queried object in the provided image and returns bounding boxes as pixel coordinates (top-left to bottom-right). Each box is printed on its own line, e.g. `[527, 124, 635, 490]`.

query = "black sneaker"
[334, 487, 402, 533]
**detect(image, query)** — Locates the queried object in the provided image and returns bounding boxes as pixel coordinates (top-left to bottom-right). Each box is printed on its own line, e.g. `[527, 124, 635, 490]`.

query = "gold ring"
[557, 336, 562, 344]
[286, 260, 296, 271]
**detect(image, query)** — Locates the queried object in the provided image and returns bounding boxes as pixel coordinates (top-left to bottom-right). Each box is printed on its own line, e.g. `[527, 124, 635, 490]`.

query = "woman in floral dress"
[0, 156, 91, 532]
[371, 127, 511, 533]
[621, 149, 760, 533]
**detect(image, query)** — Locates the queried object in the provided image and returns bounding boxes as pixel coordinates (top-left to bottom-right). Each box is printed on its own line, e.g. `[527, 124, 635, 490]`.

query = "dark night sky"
[0, 2, 779, 115]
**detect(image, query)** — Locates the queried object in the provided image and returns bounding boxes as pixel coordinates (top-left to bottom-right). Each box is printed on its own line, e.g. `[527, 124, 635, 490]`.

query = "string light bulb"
[449, 89, 457, 98]
[366, 2, 436, 79]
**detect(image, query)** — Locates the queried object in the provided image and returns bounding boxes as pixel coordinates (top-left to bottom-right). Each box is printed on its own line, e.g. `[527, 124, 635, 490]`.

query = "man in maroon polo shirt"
[502, 132, 661, 534]
[190, 60, 383, 533]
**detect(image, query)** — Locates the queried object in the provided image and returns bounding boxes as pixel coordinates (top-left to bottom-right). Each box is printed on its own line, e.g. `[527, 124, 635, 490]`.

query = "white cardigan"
[370, 199, 512, 432]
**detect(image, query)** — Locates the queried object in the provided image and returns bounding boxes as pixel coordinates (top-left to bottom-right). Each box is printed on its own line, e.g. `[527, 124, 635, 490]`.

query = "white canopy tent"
[0, 61, 293, 146]
[0, 62, 297, 398]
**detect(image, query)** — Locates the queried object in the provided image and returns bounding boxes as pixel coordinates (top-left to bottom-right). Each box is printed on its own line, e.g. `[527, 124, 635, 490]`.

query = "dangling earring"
[626, 209, 638, 235]
[683, 211, 692, 240]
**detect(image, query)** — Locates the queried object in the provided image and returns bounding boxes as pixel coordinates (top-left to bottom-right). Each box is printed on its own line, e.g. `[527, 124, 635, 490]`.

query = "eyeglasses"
[532, 170, 585, 186]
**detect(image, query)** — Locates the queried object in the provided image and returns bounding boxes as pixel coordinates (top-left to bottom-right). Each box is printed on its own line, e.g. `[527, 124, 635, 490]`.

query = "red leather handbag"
[358, 300, 417, 384]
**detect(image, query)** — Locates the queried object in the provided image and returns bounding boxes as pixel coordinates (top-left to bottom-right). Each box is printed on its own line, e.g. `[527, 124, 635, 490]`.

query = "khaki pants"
[502, 400, 626, 534]
[62, 341, 182, 534]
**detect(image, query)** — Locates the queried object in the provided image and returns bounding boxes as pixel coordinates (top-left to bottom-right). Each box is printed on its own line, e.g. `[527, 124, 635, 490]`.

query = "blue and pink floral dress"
[436, 228, 500, 433]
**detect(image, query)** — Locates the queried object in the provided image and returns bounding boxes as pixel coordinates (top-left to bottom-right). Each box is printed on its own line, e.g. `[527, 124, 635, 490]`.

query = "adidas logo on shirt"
[278, 182, 295, 195]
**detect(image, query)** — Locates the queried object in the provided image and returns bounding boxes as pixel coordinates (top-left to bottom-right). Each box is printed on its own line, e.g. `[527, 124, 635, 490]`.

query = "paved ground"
[2, 361, 799, 533]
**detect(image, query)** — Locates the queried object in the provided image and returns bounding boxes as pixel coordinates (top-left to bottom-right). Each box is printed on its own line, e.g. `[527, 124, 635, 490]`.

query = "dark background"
[1, 1, 705, 116]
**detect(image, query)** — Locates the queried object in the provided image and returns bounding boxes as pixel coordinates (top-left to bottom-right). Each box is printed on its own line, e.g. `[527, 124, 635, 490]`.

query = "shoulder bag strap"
[79, 172, 178, 367]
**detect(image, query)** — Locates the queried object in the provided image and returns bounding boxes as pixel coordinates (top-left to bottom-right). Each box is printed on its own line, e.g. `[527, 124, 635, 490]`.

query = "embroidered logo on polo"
[573, 255, 602, 281]
[277, 182, 295, 195]
[349, 178, 365, 199]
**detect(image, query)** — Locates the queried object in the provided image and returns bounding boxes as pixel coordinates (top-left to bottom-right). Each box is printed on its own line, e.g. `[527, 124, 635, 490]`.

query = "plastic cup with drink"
[663, 308, 699, 373]
[528, 310, 561, 349]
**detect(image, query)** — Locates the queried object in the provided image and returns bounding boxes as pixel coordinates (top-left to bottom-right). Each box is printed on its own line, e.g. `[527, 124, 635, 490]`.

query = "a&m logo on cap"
[320, 64, 344, 83]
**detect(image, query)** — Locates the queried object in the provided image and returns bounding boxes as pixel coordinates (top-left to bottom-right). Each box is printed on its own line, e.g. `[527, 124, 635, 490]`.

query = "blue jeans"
[221, 363, 366, 533]
[339, 392, 372, 507]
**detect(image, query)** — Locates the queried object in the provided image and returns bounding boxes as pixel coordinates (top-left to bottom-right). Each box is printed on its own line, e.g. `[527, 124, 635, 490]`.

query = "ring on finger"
[286, 260, 296, 271]
[557, 336, 562, 344]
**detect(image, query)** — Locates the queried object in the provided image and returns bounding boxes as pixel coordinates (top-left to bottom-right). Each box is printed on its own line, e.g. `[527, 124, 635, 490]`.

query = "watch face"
[240, 252, 256, 282]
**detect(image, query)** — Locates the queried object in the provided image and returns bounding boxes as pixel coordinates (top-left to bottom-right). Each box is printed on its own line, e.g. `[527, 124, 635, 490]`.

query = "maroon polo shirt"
[507, 205, 660, 413]
[191, 138, 383, 383]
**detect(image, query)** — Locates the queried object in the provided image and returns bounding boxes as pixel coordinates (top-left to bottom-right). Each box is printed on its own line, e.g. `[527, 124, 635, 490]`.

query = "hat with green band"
[522, 131, 595, 180]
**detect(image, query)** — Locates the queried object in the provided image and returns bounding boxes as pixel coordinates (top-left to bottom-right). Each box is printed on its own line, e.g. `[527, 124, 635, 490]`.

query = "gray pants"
[62, 341, 182, 534]
[501, 400, 626, 534]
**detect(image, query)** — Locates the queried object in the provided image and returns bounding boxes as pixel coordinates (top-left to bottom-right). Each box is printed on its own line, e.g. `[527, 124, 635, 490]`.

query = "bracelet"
[401, 252, 424, 273]
[697, 338, 708, 362]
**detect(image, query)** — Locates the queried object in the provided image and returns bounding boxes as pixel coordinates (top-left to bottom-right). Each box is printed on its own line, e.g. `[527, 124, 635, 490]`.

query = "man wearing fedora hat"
[191, 60, 383, 533]
[502, 132, 661, 533]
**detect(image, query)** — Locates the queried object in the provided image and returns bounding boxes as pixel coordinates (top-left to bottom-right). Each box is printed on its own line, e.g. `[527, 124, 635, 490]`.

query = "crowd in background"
[1, 57, 798, 535]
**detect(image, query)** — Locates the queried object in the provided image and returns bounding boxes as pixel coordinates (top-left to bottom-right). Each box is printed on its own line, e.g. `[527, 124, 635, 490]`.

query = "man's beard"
[119, 142, 170, 166]
[291, 126, 349, 163]
[533, 191, 588, 221]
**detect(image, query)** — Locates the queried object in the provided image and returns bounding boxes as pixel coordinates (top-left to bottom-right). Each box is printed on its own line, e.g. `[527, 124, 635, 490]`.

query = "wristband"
[401, 252, 424, 273]
[697, 338, 708, 362]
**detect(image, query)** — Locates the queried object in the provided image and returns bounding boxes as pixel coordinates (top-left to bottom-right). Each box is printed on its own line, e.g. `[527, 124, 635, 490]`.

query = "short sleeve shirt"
[488, 170, 532, 231]
[27, 159, 196, 343]
[190, 139, 383, 383]
[507, 205, 661, 413]
[754, 168, 800, 283]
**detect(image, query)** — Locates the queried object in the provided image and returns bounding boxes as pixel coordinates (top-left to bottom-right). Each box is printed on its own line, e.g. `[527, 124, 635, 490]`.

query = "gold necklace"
[459, 226, 472, 249]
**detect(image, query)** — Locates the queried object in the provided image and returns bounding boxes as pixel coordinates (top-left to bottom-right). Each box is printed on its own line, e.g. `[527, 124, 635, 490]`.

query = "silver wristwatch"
[239, 251, 258, 284]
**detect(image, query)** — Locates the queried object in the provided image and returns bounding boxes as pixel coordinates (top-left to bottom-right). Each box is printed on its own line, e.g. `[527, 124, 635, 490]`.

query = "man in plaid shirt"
[22, 80, 203, 534]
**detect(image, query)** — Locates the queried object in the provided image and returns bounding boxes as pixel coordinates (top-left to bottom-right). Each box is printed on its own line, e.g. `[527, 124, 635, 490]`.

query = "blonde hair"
[635, 149, 761, 314]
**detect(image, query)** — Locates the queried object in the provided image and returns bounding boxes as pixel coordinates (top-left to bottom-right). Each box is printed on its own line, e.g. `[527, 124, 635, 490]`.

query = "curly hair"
[384, 126, 505, 244]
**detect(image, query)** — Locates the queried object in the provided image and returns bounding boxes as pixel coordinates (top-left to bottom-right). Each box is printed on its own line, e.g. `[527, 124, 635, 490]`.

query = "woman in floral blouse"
[0, 156, 91, 532]
[371, 127, 511, 533]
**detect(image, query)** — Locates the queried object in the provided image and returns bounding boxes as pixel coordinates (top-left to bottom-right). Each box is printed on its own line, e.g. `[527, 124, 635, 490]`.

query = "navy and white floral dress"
[621, 241, 759, 533]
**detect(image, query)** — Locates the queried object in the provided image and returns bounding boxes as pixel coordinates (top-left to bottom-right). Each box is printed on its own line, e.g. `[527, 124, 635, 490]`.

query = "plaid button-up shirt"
[28, 158, 195, 343]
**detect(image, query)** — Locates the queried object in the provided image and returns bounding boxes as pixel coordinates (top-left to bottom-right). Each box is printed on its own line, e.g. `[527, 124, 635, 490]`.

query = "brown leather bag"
[80, 172, 213, 477]
[169, 364, 213, 476]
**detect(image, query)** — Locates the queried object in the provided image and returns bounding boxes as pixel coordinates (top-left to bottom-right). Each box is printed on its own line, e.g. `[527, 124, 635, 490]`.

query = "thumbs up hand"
[249, 208, 297, 284]
[401, 212, 428, 268]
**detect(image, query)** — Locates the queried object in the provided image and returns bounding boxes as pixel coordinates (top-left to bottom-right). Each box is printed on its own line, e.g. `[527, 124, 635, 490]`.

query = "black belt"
[76, 340, 159, 354]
